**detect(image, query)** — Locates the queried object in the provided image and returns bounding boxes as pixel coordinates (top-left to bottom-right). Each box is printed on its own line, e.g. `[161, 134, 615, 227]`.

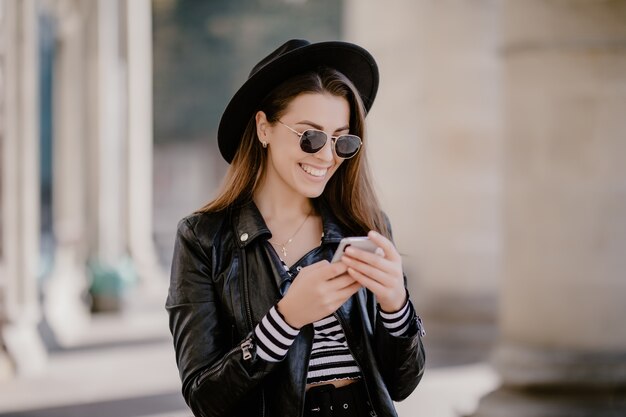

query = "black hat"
[217, 39, 379, 163]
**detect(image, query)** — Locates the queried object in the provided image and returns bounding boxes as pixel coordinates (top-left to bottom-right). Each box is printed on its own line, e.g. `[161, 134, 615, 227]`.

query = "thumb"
[307, 260, 329, 270]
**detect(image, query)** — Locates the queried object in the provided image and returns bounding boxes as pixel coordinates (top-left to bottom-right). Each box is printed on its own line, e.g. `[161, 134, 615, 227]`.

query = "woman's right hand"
[277, 260, 361, 329]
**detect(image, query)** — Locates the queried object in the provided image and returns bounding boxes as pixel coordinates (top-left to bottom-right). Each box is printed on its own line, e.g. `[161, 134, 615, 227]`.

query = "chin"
[296, 181, 328, 198]
[299, 186, 325, 199]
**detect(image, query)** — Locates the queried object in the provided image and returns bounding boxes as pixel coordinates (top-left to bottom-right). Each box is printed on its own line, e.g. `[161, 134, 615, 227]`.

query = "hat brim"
[217, 41, 379, 163]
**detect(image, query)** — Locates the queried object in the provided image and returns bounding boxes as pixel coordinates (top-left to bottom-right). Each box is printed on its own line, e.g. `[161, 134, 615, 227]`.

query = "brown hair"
[197, 67, 389, 238]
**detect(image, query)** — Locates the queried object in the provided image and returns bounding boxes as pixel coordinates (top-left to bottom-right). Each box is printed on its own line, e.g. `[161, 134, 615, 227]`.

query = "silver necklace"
[269, 209, 312, 259]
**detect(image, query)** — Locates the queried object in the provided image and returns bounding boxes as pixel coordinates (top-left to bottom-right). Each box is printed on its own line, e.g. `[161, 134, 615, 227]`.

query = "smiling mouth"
[299, 163, 328, 178]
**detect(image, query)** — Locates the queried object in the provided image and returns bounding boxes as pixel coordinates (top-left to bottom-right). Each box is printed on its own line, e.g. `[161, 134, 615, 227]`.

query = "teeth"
[300, 164, 327, 177]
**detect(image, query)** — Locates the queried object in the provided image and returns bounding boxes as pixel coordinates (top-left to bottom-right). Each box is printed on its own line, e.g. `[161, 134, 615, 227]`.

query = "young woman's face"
[259, 92, 351, 198]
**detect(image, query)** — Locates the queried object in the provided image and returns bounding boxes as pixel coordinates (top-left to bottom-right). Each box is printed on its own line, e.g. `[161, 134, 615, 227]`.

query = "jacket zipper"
[241, 339, 254, 360]
[300, 326, 313, 417]
[241, 248, 254, 331]
[196, 336, 254, 386]
[334, 310, 378, 417]
[240, 247, 265, 417]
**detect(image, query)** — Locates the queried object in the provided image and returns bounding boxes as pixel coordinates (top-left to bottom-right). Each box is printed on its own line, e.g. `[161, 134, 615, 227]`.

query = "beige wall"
[347, 2, 626, 413]
[344, 1, 502, 320]
[495, 0, 626, 380]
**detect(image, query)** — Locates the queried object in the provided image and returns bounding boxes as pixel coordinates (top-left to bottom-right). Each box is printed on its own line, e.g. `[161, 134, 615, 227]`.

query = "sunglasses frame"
[277, 121, 362, 159]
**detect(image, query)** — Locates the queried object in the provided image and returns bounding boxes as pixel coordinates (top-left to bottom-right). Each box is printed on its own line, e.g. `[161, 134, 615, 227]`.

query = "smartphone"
[331, 237, 381, 263]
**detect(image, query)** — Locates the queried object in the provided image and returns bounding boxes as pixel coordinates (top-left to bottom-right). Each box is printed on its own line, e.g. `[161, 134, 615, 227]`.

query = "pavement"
[0, 282, 499, 417]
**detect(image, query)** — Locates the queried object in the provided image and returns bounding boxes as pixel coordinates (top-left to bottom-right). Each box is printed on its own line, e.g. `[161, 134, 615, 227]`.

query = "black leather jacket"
[166, 200, 425, 417]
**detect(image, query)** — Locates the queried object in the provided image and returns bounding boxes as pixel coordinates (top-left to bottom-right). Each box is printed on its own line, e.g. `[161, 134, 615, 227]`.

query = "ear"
[255, 111, 271, 145]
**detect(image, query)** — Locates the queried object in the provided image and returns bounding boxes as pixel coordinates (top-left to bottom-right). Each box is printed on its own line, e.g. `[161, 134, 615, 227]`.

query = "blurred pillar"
[43, 0, 158, 318]
[473, 1, 626, 416]
[84, 0, 134, 311]
[92, 0, 125, 272]
[0, 0, 47, 376]
[344, 0, 502, 364]
[126, 0, 165, 287]
[42, 0, 91, 345]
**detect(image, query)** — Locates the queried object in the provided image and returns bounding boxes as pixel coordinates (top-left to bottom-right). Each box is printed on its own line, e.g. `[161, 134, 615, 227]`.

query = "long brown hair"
[198, 67, 390, 238]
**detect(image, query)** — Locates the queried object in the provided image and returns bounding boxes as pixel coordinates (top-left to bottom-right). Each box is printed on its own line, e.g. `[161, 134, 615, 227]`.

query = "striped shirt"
[254, 254, 416, 384]
[307, 314, 361, 384]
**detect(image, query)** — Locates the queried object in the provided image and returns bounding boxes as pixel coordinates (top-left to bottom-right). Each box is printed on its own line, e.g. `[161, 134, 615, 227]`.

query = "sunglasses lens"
[300, 130, 327, 153]
[335, 135, 361, 158]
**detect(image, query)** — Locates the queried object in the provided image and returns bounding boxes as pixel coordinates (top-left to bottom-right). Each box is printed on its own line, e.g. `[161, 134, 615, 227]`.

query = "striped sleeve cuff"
[254, 305, 300, 362]
[378, 298, 416, 337]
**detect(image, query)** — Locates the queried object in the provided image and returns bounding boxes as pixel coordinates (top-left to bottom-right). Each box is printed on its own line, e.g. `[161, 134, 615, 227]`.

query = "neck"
[253, 174, 313, 221]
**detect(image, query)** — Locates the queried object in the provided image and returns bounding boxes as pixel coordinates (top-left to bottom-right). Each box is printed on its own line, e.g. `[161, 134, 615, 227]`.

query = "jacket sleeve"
[373, 214, 426, 401]
[373, 290, 425, 401]
[166, 218, 277, 417]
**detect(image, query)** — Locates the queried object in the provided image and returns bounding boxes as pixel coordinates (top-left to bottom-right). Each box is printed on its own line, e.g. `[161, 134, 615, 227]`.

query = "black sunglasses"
[278, 121, 362, 159]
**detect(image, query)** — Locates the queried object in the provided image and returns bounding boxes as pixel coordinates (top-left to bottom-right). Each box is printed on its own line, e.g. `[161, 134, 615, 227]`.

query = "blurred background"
[1, 0, 625, 416]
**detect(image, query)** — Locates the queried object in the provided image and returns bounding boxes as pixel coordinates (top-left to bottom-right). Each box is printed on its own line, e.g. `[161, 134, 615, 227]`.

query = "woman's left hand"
[340, 230, 407, 313]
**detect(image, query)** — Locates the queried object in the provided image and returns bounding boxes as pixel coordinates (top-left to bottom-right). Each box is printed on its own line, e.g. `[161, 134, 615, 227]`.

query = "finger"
[368, 231, 401, 262]
[341, 255, 395, 287]
[304, 260, 346, 281]
[322, 261, 348, 278]
[343, 246, 395, 273]
[307, 259, 330, 270]
[330, 274, 360, 290]
[319, 280, 361, 312]
[336, 281, 362, 301]
[347, 267, 386, 295]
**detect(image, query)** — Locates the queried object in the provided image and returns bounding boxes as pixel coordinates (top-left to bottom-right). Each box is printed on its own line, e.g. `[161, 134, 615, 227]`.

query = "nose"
[314, 135, 334, 162]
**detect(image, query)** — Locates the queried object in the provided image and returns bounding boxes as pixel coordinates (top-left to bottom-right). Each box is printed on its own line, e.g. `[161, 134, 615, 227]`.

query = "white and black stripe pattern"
[254, 305, 299, 362]
[254, 301, 416, 380]
[307, 315, 361, 384]
[379, 298, 414, 337]
[254, 252, 417, 384]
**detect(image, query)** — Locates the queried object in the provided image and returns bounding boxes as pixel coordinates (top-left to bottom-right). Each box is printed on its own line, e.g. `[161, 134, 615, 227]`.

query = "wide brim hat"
[217, 39, 379, 163]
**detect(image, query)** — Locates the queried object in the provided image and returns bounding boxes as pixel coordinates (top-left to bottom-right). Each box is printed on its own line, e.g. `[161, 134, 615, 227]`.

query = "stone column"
[474, 1, 626, 416]
[92, 0, 125, 265]
[344, 0, 502, 364]
[41, 0, 92, 345]
[125, 0, 166, 287]
[0, 0, 47, 376]
[84, 0, 134, 311]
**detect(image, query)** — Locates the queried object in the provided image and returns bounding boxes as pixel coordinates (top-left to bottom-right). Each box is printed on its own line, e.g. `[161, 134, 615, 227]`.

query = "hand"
[340, 230, 407, 313]
[277, 260, 361, 329]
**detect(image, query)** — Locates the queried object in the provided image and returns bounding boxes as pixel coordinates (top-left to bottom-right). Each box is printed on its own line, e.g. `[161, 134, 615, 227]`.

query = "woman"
[167, 39, 425, 417]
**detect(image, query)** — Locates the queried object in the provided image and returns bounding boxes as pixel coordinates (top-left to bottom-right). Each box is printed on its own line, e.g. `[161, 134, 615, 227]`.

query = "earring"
[262, 141, 268, 148]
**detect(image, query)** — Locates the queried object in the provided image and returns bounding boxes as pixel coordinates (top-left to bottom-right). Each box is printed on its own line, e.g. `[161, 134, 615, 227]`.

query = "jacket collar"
[317, 199, 346, 244]
[231, 200, 271, 248]
[231, 198, 347, 248]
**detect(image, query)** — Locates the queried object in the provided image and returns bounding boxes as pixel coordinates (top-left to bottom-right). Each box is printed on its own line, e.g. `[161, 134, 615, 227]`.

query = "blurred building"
[0, 0, 160, 373]
[346, 2, 626, 416]
[1, 0, 625, 415]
